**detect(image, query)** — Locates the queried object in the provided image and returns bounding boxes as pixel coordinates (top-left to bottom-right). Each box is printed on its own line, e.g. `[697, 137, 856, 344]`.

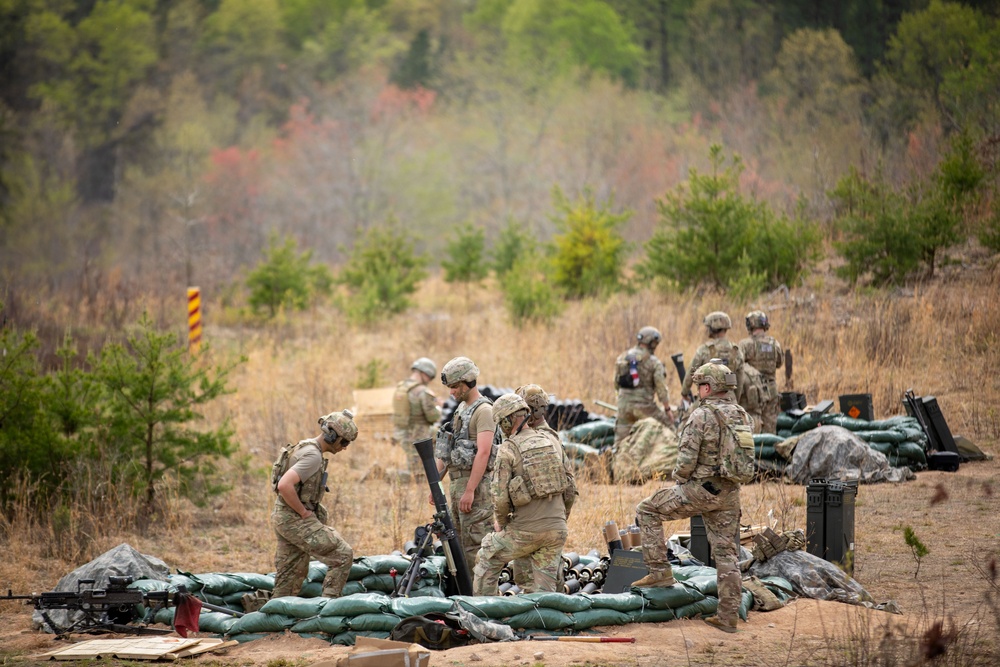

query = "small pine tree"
[549, 187, 629, 299]
[502, 249, 563, 327]
[441, 225, 486, 286]
[246, 233, 333, 318]
[491, 218, 533, 280]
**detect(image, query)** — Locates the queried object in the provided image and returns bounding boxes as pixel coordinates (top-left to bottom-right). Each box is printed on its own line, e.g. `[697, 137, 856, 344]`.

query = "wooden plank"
[42, 637, 200, 660]
[168, 639, 239, 659]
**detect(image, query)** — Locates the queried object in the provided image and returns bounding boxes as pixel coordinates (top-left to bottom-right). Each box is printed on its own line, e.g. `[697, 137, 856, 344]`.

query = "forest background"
[1, 0, 1000, 568]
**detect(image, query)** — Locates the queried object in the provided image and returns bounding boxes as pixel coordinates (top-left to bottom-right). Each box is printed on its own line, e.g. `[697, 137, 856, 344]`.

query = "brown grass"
[1, 263, 999, 664]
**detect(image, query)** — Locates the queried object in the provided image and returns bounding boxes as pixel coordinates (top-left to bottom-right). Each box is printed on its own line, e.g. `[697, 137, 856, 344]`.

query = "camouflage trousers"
[448, 470, 495, 572]
[760, 392, 780, 434]
[511, 557, 565, 590]
[272, 504, 353, 598]
[615, 399, 671, 444]
[473, 527, 568, 596]
[635, 479, 742, 625]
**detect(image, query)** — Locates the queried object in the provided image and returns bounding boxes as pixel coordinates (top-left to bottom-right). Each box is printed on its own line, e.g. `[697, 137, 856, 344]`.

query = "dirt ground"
[1, 457, 997, 666]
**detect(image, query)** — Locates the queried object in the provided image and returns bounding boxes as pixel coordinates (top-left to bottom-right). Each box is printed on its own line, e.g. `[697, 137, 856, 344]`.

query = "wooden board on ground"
[39, 637, 237, 661]
[352, 387, 395, 417]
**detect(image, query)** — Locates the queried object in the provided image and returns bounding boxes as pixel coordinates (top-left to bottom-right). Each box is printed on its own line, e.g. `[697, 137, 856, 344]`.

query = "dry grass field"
[1, 255, 999, 665]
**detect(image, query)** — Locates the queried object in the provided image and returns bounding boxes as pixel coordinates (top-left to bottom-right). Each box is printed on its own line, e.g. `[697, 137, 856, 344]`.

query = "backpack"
[739, 364, 766, 413]
[389, 613, 473, 650]
[704, 404, 756, 484]
[616, 352, 641, 389]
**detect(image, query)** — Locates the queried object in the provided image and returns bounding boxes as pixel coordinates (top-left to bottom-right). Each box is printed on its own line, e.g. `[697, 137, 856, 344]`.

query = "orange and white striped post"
[187, 287, 202, 354]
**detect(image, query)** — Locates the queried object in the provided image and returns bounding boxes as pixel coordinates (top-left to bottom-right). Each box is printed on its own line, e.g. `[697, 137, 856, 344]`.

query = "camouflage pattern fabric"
[682, 339, 745, 399]
[739, 333, 783, 434]
[448, 470, 494, 570]
[784, 425, 916, 484]
[392, 378, 440, 480]
[614, 346, 672, 444]
[473, 527, 568, 595]
[612, 417, 679, 484]
[272, 504, 353, 598]
[675, 397, 752, 483]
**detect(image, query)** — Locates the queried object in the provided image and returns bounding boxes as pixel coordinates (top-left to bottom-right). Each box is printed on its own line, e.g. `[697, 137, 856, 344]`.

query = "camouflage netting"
[139, 560, 779, 644]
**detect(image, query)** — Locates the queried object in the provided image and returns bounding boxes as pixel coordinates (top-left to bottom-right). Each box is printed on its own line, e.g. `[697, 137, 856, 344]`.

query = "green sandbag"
[451, 595, 536, 618]
[192, 573, 251, 596]
[683, 575, 717, 597]
[348, 613, 402, 632]
[756, 444, 778, 461]
[332, 630, 392, 646]
[408, 586, 446, 598]
[223, 591, 249, 606]
[198, 592, 227, 607]
[581, 592, 645, 612]
[753, 433, 785, 447]
[320, 593, 390, 617]
[571, 608, 632, 630]
[417, 556, 446, 578]
[760, 576, 795, 602]
[342, 581, 367, 596]
[307, 562, 328, 582]
[170, 573, 203, 593]
[776, 413, 797, 429]
[506, 608, 574, 630]
[229, 633, 269, 643]
[897, 441, 927, 465]
[229, 611, 296, 634]
[674, 597, 717, 619]
[261, 596, 329, 618]
[566, 420, 615, 445]
[739, 590, 752, 621]
[130, 579, 170, 592]
[856, 430, 907, 444]
[637, 584, 705, 610]
[821, 415, 872, 431]
[562, 441, 601, 461]
[627, 607, 675, 623]
[672, 565, 717, 581]
[350, 558, 375, 580]
[198, 611, 240, 634]
[299, 581, 322, 598]
[521, 591, 592, 613]
[367, 555, 411, 575]
[390, 597, 456, 617]
[360, 574, 397, 593]
[292, 615, 348, 635]
[227, 573, 275, 591]
[790, 414, 822, 433]
[154, 607, 175, 625]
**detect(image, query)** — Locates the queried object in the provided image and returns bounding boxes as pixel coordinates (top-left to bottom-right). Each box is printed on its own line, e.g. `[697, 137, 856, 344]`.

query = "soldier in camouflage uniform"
[738, 311, 783, 434]
[613, 326, 674, 444]
[681, 312, 745, 402]
[434, 357, 496, 570]
[634, 363, 752, 634]
[474, 394, 576, 595]
[271, 410, 359, 599]
[392, 357, 441, 482]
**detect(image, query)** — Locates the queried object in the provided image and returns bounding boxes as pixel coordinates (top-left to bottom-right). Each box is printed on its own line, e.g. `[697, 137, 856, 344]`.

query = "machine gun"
[3, 575, 242, 637]
[408, 438, 474, 596]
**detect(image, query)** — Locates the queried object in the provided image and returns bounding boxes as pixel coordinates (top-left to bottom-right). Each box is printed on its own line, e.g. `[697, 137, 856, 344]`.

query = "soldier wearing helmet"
[738, 311, 783, 434]
[681, 311, 745, 402]
[613, 326, 675, 444]
[392, 357, 442, 482]
[271, 409, 359, 599]
[473, 394, 576, 595]
[433, 356, 496, 569]
[634, 363, 752, 634]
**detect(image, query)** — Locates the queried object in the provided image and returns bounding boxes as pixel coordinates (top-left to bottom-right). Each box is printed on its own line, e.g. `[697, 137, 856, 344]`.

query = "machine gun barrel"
[413, 437, 474, 596]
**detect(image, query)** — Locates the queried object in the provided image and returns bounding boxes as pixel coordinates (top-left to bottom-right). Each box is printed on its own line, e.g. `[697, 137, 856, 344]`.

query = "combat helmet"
[440, 356, 479, 386]
[493, 393, 530, 426]
[745, 310, 769, 332]
[516, 384, 549, 421]
[691, 362, 737, 394]
[319, 409, 359, 444]
[636, 326, 662, 349]
[411, 357, 437, 379]
[704, 311, 732, 333]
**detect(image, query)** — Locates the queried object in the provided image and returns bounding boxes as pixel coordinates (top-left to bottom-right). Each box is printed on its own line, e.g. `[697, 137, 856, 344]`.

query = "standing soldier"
[392, 357, 441, 482]
[739, 311, 783, 434]
[633, 363, 754, 633]
[434, 356, 496, 570]
[614, 326, 674, 444]
[271, 410, 359, 599]
[474, 394, 575, 595]
[681, 312, 745, 403]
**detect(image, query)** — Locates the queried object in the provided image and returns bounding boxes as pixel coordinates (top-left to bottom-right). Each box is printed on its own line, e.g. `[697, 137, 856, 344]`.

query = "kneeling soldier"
[473, 394, 576, 595]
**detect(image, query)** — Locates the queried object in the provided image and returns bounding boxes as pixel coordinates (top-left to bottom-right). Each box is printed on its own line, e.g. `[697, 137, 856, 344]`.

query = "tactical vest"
[450, 396, 495, 472]
[687, 401, 753, 483]
[392, 379, 420, 431]
[704, 339, 737, 369]
[271, 440, 329, 510]
[744, 335, 779, 378]
[507, 429, 568, 507]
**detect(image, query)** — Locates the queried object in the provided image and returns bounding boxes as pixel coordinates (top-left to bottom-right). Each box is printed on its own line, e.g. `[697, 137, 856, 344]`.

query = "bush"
[548, 187, 628, 298]
[502, 249, 562, 327]
[337, 220, 428, 324]
[491, 218, 533, 280]
[441, 225, 486, 285]
[246, 234, 333, 318]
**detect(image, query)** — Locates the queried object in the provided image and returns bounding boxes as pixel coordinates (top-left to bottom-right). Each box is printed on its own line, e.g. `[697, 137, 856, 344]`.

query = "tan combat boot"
[631, 569, 677, 588]
[703, 615, 737, 634]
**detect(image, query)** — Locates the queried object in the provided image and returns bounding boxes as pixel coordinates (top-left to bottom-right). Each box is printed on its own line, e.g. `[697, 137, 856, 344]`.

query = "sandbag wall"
[139, 564, 790, 644]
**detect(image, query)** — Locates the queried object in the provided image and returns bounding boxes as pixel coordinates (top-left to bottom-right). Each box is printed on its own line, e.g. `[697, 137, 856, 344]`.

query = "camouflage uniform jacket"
[739, 333, 783, 383]
[614, 346, 670, 407]
[673, 396, 752, 484]
[682, 338, 745, 398]
[492, 426, 575, 530]
[392, 378, 440, 443]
